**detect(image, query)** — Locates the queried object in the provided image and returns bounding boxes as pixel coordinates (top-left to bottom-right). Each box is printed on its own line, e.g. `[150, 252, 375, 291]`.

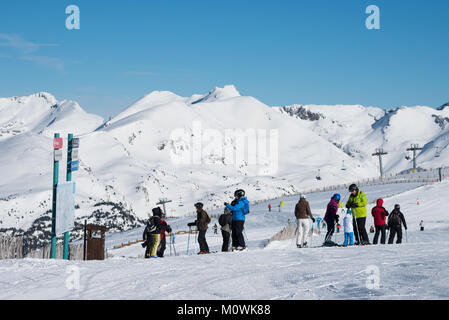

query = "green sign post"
[63, 133, 74, 259]
[50, 133, 60, 259]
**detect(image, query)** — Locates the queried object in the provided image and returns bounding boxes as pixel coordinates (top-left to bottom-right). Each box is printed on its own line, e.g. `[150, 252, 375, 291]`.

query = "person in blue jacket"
[225, 189, 249, 251]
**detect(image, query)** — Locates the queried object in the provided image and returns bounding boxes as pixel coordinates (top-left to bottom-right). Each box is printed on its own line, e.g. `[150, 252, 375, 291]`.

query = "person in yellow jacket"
[345, 184, 371, 245]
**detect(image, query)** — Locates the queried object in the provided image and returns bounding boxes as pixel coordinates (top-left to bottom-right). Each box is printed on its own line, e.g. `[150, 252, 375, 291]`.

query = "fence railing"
[251, 173, 445, 206]
[24, 242, 85, 260]
[0, 235, 23, 259]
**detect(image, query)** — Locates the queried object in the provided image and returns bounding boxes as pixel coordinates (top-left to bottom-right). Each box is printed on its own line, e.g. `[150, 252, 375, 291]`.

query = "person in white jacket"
[343, 209, 354, 246]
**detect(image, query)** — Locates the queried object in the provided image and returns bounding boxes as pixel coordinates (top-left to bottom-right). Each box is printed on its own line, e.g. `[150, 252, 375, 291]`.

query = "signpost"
[50, 134, 61, 259]
[50, 133, 79, 260]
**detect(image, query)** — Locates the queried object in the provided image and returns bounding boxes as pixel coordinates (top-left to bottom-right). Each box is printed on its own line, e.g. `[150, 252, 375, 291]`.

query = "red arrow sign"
[53, 137, 63, 149]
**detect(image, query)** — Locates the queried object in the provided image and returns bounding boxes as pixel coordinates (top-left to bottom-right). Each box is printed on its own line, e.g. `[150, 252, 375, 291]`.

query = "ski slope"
[1, 179, 448, 299]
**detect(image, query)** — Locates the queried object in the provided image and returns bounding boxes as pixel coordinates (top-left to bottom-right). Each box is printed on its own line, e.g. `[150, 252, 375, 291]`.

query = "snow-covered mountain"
[276, 103, 449, 173]
[0, 86, 447, 253]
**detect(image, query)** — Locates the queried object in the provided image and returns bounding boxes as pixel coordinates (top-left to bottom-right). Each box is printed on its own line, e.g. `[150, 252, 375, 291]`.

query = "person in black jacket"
[142, 207, 165, 258]
[219, 207, 233, 252]
[387, 204, 408, 244]
[188, 202, 211, 254]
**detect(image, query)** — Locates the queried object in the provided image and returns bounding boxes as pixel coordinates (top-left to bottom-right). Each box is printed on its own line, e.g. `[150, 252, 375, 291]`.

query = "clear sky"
[0, 0, 448, 118]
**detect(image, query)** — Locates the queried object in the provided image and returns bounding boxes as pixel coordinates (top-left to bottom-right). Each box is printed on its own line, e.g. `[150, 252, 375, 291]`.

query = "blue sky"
[0, 0, 448, 118]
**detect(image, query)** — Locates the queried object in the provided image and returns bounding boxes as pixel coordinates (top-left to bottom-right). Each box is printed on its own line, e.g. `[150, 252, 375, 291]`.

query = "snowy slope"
[1, 179, 449, 299]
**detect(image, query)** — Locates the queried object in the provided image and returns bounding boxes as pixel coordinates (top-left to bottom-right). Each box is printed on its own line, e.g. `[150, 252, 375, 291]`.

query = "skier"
[225, 189, 250, 251]
[419, 220, 424, 231]
[157, 208, 173, 257]
[371, 198, 389, 245]
[187, 202, 211, 254]
[218, 207, 233, 252]
[142, 207, 165, 259]
[213, 223, 218, 235]
[342, 209, 354, 246]
[268, 204, 272, 212]
[387, 204, 408, 244]
[323, 194, 340, 246]
[346, 184, 370, 245]
[294, 194, 315, 248]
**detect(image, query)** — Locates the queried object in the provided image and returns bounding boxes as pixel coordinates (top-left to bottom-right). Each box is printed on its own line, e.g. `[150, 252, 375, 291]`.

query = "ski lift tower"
[372, 148, 388, 179]
[406, 144, 423, 173]
[156, 198, 172, 218]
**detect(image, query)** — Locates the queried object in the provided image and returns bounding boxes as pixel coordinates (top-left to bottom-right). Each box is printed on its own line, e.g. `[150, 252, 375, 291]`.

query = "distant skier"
[218, 207, 233, 252]
[188, 202, 211, 254]
[294, 194, 315, 248]
[213, 223, 218, 235]
[346, 184, 370, 245]
[419, 220, 424, 231]
[323, 194, 340, 246]
[225, 189, 250, 251]
[371, 198, 389, 244]
[387, 204, 408, 244]
[142, 207, 165, 259]
[268, 204, 272, 212]
[342, 209, 354, 246]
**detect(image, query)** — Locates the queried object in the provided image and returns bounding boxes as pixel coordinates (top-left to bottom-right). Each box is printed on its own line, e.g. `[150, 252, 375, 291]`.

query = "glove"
[141, 242, 147, 248]
[335, 215, 339, 223]
[187, 222, 196, 227]
[166, 226, 172, 233]
[224, 202, 229, 206]
[350, 203, 358, 208]
[311, 217, 316, 223]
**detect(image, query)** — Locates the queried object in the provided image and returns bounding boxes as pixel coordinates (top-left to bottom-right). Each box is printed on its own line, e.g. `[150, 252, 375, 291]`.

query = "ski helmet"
[332, 193, 341, 201]
[152, 207, 163, 217]
[300, 194, 306, 199]
[394, 204, 400, 210]
[347, 209, 352, 214]
[348, 184, 358, 192]
[194, 202, 203, 209]
[234, 189, 245, 198]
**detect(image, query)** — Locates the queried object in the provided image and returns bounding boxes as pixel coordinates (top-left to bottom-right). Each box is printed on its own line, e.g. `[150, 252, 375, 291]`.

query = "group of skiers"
[187, 188, 250, 254]
[295, 183, 409, 248]
[142, 183, 411, 258]
[142, 188, 250, 257]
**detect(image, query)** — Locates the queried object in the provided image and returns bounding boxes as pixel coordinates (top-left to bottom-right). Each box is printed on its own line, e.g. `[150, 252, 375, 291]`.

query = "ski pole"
[243, 229, 249, 244]
[169, 233, 172, 256]
[172, 233, 177, 256]
[186, 226, 191, 255]
[310, 220, 314, 248]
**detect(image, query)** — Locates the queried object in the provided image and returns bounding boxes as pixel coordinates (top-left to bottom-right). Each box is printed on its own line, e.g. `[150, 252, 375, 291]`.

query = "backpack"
[218, 214, 227, 227]
[204, 211, 211, 224]
[389, 210, 401, 225]
[241, 200, 250, 215]
[146, 217, 157, 233]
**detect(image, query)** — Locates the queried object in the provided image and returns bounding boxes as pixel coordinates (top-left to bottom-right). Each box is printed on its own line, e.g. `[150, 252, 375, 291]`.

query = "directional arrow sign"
[71, 160, 79, 171]
[54, 149, 63, 161]
[53, 137, 63, 149]
[71, 138, 80, 148]
[71, 148, 79, 160]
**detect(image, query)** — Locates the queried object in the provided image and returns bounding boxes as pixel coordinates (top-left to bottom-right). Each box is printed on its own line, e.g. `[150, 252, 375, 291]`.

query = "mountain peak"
[437, 102, 449, 111]
[191, 85, 241, 104]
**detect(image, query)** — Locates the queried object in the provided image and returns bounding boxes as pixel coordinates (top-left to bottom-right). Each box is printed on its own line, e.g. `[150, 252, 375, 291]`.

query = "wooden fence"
[0, 235, 23, 259]
[24, 242, 85, 260]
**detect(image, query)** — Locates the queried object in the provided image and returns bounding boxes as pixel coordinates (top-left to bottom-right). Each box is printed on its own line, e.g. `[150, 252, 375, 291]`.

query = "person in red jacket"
[371, 198, 389, 244]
